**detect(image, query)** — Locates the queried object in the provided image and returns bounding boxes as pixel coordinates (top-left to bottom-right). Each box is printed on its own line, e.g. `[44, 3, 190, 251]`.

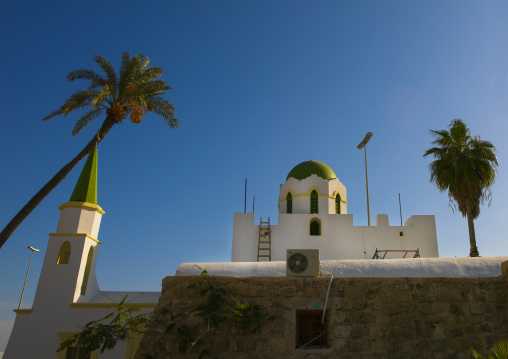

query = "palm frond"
[491, 339, 508, 358]
[138, 55, 150, 72]
[66, 68, 106, 84]
[470, 348, 488, 359]
[93, 55, 117, 87]
[72, 108, 104, 135]
[470, 339, 508, 359]
[119, 52, 131, 78]
[133, 81, 172, 100]
[119, 54, 143, 96]
[90, 87, 113, 110]
[145, 78, 171, 90]
[146, 96, 178, 129]
[134, 67, 165, 85]
[42, 108, 66, 121]
[60, 90, 99, 115]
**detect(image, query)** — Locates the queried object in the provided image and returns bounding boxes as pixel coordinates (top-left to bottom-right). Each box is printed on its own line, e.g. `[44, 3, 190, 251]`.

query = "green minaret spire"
[70, 149, 98, 204]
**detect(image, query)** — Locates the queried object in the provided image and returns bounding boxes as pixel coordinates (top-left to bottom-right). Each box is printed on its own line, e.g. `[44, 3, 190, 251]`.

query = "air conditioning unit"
[286, 249, 320, 277]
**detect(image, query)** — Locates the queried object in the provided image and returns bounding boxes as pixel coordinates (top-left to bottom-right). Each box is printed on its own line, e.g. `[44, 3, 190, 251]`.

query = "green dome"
[286, 160, 336, 181]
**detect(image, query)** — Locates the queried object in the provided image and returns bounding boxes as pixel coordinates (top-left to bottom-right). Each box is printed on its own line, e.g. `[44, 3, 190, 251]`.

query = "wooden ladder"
[257, 217, 271, 262]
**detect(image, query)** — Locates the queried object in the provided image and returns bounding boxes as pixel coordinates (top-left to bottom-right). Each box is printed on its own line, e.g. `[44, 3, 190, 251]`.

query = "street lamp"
[18, 245, 39, 309]
[357, 132, 373, 226]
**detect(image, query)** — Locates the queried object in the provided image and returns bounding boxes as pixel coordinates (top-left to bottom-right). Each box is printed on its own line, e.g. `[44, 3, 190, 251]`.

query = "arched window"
[310, 190, 318, 214]
[335, 194, 341, 214]
[310, 219, 321, 236]
[286, 192, 293, 214]
[80, 246, 93, 296]
[57, 241, 71, 264]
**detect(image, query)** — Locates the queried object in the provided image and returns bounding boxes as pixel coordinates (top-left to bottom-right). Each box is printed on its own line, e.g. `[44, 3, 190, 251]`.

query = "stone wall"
[136, 269, 508, 359]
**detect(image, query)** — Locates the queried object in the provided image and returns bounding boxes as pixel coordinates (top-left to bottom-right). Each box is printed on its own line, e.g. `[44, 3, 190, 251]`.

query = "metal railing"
[372, 248, 420, 259]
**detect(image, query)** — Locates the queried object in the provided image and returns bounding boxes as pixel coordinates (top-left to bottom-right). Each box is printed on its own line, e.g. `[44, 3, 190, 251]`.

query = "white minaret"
[5, 149, 106, 359]
[32, 149, 104, 311]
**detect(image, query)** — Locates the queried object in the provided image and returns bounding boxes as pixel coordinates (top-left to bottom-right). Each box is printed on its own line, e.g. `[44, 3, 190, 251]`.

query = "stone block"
[350, 339, 363, 352]
[368, 325, 386, 337]
[229, 339, 237, 351]
[375, 314, 390, 324]
[351, 324, 365, 338]
[334, 325, 351, 338]
[237, 338, 255, 352]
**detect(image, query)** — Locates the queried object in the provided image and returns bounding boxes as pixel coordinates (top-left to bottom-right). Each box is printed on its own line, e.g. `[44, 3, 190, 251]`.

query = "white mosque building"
[5, 154, 505, 358]
[232, 160, 438, 263]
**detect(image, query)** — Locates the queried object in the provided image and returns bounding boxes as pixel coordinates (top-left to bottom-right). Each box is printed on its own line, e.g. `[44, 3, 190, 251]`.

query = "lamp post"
[357, 132, 373, 226]
[18, 245, 39, 309]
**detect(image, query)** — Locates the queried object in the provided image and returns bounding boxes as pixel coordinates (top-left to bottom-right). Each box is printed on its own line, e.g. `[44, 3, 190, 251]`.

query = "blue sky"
[1, 0, 508, 351]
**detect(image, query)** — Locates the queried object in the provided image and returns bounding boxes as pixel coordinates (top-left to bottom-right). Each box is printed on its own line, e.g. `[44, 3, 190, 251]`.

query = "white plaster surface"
[232, 213, 439, 262]
[176, 257, 508, 278]
[4, 203, 155, 359]
[56, 206, 102, 238]
[279, 175, 347, 214]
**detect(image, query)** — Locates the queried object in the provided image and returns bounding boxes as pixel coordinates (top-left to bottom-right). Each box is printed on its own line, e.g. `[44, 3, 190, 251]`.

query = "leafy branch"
[57, 268, 275, 358]
[145, 266, 276, 358]
[57, 296, 149, 355]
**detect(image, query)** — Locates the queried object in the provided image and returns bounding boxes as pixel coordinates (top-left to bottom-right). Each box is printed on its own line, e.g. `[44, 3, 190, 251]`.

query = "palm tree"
[423, 119, 497, 257]
[0, 52, 178, 249]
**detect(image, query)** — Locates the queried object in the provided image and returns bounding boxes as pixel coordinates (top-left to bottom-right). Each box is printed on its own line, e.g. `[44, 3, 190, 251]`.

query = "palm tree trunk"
[466, 204, 479, 257]
[0, 116, 116, 250]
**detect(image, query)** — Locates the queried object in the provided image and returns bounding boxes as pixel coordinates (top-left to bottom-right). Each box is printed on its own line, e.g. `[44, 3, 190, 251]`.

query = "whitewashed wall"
[231, 213, 439, 262]
[5, 203, 157, 359]
[279, 175, 347, 214]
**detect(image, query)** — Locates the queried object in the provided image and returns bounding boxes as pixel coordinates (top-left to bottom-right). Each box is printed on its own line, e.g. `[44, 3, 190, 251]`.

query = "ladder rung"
[258, 218, 271, 261]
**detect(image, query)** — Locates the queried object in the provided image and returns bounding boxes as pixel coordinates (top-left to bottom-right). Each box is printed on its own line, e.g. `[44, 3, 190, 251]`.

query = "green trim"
[286, 160, 336, 181]
[58, 201, 105, 215]
[57, 241, 71, 264]
[13, 309, 32, 314]
[49, 233, 102, 244]
[70, 149, 98, 204]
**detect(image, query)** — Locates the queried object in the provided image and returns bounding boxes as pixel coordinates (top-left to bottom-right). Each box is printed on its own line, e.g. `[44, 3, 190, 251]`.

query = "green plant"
[470, 339, 508, 358]
[57, 295, 148, 355]
[423, 119, 498, 257]
[58, 269, 275, 359]
[146, 267, 276, 358]
[0, 52, 177, 250]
